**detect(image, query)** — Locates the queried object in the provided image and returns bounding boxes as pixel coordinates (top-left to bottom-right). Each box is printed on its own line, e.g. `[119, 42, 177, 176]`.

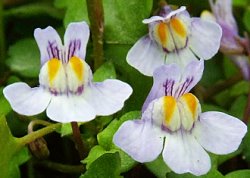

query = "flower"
[3, 21, 132, 123]
[208, 0, 243, 54]
[113, 60, 247, 176]
[204, 0, 250, 80]
[126, 6, 222, 76]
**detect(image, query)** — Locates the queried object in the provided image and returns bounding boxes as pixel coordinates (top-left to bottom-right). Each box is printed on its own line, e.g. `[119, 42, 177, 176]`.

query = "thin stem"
[71, 122, 86, 160]
[86, 0, 104, 70]
[243, 33, 250, 123]
[0, 0, 5, 71]
[202, 73, 243, 101]
[28, 120, 52, 133]
[17, 123, 61, 148]
[35, 160, 85, 174]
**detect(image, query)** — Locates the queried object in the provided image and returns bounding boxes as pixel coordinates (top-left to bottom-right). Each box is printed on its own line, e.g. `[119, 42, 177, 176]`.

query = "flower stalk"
[17, 122, 61, 148]
[71, 122, 86, 160]
[0, 0, 5, 71]
[86, 0, 104, 70]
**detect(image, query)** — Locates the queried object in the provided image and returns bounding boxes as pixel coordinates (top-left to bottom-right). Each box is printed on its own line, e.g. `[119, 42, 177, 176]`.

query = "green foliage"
[80, 152, 122, 178]
[93, 61, 116, 82]
[0, 87, 11, 116]
[0, 116, 30, 178]
[145, 156, 171, 178]
[244, 7, 250, 32]
[54, 0, 89, 26]
[1, 0, 250, 177]
[243, 123, 250, 161]
[6, 38, 40, 78]
[83, 111, 140, 175]
[103, 0, 153, 44]
[4, 2, 63, 19]
[96, 111, 140, 173]
[225, 170, 250, 178]
[166, 169, 224, 178]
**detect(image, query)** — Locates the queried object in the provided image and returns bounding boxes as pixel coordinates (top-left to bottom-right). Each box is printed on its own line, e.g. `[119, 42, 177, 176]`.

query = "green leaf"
[0, 87, 11, 116]
[200, 58, 225, 87]
[0, 116, 30, 178]
[4, 3, 63, 19]
[82, 145, 116, 169]
[97, 111, 140, 172]
[93, 61, 116, 82]
[230, 81, 250, 97]
[233, 0, 249, 6]
[242, 123, 250, 162]
[6, 38, 40, 78]
[60, 123, 73, 137]
[103, 0, 153, 44]
[166, 169, 224, 178]
[201, 104, 227, 113]
[225, 170, 250, 178]
[97, 111, 140, 150]
[80, 152, 122, 178]
[229, 95, 247, 118]
[145, 156, 171, 178]
[223, 57, 239, 79]
[243, 7, 250, 32]
[105, 44, 152, 111]
[54, 0, 89, 27]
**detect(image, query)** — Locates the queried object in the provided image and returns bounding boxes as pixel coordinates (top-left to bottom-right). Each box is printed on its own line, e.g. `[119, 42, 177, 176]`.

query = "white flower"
[127, 6, 222, 76]
[113, 60, 247, 176]
[4, 21, 132, 123]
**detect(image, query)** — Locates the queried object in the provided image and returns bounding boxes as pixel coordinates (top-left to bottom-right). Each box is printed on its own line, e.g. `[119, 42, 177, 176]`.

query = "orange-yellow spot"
[170, 17, 187, 38]
[181, 93, 198, 120]
[48, 58, 61, 84]
[163, 96, 177, 125]
[69, 56, 84, 81]
[157, 22, 168, 46]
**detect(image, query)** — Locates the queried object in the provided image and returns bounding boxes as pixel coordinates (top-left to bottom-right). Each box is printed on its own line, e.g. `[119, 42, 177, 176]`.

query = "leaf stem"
[86, 0, 104, 70]
[35, 160, 85, 174]
[71, 122, 86, 160]
[201, 73, 243, 101]
[17, 123, 61, 148]
[0, 0, 5, 70]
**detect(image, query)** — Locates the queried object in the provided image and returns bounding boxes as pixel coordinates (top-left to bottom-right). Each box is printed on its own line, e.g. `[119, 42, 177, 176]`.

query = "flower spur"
[3, 21, 132, 123]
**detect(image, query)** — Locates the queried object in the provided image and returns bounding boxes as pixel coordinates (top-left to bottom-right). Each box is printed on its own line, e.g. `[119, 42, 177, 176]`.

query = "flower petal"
[142, 16, 165, 24]
[84, 79, 132, 115]
[163, 131, 211, 176]
[64, 21, 90, 61]
[142, 59, 203, 111]
[126, 35, 166, 76]
[34, 26, 63, 65]
[46, 95, 96, 123]
[113, 119, 163, 162]
[3, 82, 51, 115]
[194, 111, 247, 154]
[175, 59, 204, 96]
[189, 18, 222, 59]
[142, 63, 181, 111]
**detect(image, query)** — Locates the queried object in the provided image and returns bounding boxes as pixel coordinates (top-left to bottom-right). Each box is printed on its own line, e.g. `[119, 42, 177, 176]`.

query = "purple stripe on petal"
[67, 39, 82, 60]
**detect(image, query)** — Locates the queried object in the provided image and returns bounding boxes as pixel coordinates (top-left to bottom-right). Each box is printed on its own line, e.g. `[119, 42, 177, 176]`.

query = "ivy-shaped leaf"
[0, 116, 30, 178]
[93, 61, 116, 82]
[80, 152, 122, 178]
[6, 38, 40, 78]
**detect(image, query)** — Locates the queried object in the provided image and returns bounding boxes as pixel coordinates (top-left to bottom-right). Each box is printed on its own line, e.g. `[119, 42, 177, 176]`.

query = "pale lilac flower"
[205, 0, 250, 80]
[113, 60, 247, 176]
[3, 21, 132, 123]
[208, 0, 243, 54]
[127, 6, 222, 76]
